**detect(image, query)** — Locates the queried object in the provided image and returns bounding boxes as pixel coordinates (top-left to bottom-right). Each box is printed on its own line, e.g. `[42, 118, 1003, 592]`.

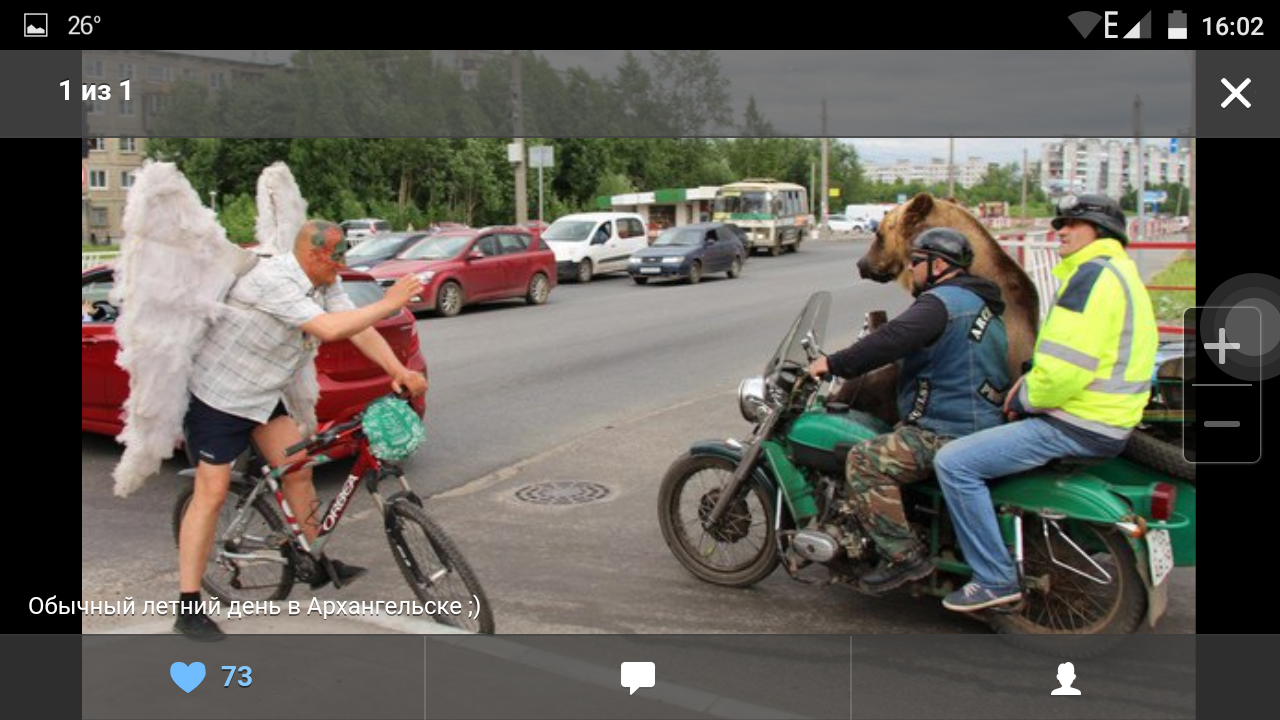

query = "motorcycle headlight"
[738, 377, 769, 423]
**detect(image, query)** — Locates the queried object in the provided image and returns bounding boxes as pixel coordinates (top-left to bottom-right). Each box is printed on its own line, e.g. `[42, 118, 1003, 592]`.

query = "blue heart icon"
[170, 662, 206, 693]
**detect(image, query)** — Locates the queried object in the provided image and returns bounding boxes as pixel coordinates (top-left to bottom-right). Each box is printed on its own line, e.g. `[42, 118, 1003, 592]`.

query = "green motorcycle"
[658, 291, 1196, 641]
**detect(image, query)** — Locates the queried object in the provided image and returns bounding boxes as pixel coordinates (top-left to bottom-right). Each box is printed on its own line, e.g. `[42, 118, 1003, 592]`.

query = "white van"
[542, 212, 649, 283]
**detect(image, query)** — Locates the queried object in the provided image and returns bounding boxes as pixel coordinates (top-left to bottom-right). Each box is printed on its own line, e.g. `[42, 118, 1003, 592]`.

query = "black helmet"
[912, 227, 974, 269]
[1051, 194, 1129, 244]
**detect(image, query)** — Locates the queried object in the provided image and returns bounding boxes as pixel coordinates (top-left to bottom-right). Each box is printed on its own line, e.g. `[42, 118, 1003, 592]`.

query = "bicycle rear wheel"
[385, 499, 494, 633]
[173, 482, 295, 602]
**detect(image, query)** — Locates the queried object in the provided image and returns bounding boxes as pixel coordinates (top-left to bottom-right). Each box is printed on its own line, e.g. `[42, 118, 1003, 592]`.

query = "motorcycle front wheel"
[658, 453, 779, 587]
[989, 515, 1145, 655]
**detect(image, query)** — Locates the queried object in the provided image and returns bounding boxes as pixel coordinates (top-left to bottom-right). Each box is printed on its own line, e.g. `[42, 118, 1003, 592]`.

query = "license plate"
[639, 267, 661, 274]
[1147, 529, 1174, 586]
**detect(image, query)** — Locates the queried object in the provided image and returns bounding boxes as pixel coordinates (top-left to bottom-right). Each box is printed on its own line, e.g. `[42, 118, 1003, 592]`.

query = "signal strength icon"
[1068, 10, 1103, 38]
[1122, 11, 1152, 39]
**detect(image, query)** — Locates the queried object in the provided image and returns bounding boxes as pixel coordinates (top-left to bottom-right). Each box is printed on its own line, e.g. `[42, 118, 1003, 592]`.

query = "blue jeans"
[933, 417, 1106, 590]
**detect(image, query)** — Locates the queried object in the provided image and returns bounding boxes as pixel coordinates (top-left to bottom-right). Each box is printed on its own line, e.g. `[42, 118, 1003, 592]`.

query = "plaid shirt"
[191, 253, 354, 422]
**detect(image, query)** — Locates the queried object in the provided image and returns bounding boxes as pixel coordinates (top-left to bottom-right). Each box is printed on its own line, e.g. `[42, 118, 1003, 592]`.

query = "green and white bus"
[712, 179, 812, 256]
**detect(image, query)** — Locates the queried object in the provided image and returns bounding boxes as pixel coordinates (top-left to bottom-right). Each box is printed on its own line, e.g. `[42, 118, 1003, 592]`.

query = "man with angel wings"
[110, 162, 425, 640]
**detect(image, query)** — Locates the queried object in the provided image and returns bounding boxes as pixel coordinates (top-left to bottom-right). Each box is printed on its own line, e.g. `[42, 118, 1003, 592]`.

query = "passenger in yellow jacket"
[932, 194, 1158, 612]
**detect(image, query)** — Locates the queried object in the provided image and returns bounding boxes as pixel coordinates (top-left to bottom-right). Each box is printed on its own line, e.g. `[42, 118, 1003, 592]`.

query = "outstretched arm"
[822, 295, 947, 378]
[350, 326, 427, 396]
[300, 275, 422, 343]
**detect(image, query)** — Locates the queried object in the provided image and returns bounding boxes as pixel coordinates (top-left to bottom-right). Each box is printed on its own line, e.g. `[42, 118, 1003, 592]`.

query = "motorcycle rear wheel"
[658, 453, 779, 587]
[989, 516, 1145, 656]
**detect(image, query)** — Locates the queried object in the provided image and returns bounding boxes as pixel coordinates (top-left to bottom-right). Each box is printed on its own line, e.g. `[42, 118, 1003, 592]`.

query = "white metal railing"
[997, 233, 1061, 323]
[82, 251, 120, 271]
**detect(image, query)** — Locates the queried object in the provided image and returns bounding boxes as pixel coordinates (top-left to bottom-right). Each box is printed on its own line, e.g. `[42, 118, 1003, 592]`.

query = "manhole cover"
[513, 481, 611, 506]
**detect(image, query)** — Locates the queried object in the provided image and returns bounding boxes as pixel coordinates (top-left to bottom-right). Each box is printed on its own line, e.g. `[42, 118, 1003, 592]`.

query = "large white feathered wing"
[255, 161, 308, 257]
[110, 161, 257, 498]
[254, 161, 321, 435]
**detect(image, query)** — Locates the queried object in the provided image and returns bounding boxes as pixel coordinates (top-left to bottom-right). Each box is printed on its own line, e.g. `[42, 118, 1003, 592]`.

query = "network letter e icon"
[621, 662, 656, 695]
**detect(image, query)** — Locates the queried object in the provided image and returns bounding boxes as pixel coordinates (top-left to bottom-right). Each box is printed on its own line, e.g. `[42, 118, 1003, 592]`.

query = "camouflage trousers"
[845, 424, 950, 561]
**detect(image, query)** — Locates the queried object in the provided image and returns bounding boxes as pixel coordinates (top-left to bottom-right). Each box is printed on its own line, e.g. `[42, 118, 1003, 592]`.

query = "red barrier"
[1127, 242, 1196, 250]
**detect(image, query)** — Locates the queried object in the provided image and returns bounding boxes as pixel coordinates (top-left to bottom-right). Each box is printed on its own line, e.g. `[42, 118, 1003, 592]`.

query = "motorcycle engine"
[793, 518, 868, 564]
[793, 529, 841, 563]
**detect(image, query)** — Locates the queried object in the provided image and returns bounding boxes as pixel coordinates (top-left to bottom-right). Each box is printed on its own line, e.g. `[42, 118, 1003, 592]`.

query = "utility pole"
[820, 98, 829, 224]
[1134, 94, 1144, 243]
[947, 137, 955, 199]
[1021, 147, 1028, 221]
[512, 51, 527, 225]
[810, 162, 816, 217]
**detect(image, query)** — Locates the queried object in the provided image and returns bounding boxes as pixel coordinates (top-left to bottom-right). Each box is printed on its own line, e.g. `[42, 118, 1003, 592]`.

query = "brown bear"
[838, 193, 1040, 425]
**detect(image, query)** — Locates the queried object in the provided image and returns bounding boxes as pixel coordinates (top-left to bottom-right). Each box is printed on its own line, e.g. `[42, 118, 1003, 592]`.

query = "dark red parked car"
[81, 266, 427, 437]
[369, 226, 556, 317]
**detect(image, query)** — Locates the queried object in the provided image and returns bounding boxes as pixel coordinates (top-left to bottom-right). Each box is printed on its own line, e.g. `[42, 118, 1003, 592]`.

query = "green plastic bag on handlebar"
[362, 397, 426, 461]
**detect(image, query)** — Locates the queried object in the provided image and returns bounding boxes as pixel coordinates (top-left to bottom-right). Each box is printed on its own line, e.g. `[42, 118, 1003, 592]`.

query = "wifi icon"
[1068, 10, 1103, 38]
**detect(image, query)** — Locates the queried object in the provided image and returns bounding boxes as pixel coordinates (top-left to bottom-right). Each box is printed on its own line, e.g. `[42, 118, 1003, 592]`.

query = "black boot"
[857, 545, 935, 595]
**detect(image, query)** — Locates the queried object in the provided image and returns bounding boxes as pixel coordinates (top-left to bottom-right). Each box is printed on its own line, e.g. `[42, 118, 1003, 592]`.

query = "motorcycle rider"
[933, 194, 1156, 612]
[808, 228, 1011, 594]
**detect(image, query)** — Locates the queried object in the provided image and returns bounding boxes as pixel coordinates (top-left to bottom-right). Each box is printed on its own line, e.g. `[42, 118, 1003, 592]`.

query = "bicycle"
[172, 394, 495, 633]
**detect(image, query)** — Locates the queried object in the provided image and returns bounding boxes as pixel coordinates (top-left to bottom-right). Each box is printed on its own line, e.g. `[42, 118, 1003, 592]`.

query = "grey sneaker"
[942, 581, 1023, 612]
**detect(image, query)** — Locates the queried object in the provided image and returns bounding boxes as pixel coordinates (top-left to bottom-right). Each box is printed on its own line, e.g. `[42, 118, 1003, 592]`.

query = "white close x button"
[1221, 78, 1252, 108]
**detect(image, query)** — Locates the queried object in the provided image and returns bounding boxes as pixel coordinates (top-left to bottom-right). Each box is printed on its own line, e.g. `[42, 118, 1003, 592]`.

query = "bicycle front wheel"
[173, 482, 294, 602]
[385, 500, 494, 633]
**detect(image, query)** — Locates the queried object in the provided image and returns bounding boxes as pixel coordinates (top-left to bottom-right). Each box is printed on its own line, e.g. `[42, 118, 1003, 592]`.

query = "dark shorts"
[183, 395, 287, 466]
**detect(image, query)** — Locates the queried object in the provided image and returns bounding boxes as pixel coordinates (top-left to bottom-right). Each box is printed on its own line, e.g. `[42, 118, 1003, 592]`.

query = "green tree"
[217, 193, 257, 244]
[549, 138, 613, 210]
[827, 142, 865, 208]
[967, 162, 1018, 204]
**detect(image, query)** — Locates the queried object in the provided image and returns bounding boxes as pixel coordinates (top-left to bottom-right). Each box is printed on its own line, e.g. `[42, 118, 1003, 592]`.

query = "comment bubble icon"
[620, 661, 655, 695]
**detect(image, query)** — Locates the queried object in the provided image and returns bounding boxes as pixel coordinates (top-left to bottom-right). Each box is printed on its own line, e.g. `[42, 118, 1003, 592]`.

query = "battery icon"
[1168, 10, 1188, 39]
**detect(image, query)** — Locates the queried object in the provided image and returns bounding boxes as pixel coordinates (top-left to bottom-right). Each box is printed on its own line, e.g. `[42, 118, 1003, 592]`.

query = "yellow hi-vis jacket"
[1016, 239, 1158, 439]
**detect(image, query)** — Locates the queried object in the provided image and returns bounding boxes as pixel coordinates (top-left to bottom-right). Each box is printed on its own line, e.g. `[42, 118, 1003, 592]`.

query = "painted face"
[327, 236, 350, 266]
[302, 222, 349, 283]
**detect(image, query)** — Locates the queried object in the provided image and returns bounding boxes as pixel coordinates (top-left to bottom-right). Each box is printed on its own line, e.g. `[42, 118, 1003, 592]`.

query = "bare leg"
[252, 417, 319, 543]
[178, 461, 232, 593]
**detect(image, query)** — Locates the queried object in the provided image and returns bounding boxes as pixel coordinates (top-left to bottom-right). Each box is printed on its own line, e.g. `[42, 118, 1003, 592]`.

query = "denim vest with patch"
[897, 284, 1011, 438]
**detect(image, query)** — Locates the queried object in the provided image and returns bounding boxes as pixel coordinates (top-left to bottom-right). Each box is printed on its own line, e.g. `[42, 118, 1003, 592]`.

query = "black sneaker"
[857, 546, 935, 595]
[310, 558, 368, 590]
[173, 612, 226, 642]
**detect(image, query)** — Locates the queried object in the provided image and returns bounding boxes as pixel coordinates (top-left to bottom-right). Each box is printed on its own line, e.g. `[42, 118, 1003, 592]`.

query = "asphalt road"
[81, 239, 1195, 636]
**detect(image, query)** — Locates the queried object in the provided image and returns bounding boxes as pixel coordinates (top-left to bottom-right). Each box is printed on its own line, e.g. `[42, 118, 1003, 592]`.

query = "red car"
[81, 266, 427, 437]
[370, 226, 556, 317]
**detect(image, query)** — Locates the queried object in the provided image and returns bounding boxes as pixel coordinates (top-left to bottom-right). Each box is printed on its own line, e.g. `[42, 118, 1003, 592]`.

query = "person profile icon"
[1052, 662, 1082, 695]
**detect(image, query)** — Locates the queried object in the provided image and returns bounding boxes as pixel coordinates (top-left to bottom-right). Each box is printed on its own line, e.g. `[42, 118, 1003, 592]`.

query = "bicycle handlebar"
[282, 391, 412, 457]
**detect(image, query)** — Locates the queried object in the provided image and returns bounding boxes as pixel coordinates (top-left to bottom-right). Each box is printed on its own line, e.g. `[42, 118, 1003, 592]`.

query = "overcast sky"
[166, 50, 1193, 140]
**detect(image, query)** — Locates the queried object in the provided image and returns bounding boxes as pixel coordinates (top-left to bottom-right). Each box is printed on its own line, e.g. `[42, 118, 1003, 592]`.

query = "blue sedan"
[627, 223, 746, 285]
